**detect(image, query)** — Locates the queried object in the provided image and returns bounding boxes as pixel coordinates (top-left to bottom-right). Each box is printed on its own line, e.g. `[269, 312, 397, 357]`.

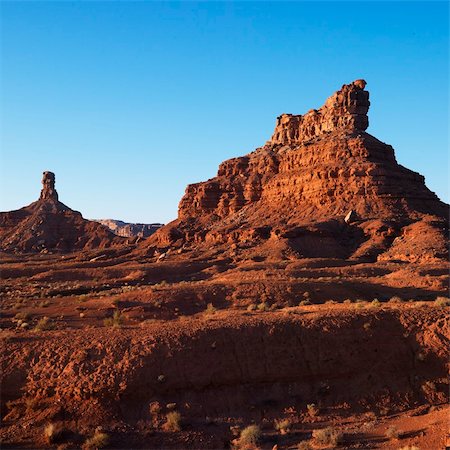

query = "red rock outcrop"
[146, 80, 448, 262]
[0, 171, 126, 253]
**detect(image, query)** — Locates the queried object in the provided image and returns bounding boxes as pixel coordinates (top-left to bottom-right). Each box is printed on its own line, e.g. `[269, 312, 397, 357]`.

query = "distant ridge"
[93, 219, 163, 238]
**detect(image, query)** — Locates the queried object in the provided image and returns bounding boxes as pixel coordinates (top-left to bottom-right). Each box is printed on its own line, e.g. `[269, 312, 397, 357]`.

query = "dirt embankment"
[1, 307, 448, 448]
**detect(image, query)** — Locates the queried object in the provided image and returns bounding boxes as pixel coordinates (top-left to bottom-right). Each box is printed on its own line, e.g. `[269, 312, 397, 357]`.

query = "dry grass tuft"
[257, 302, 269, 311]
[164, 411, 182, 432]
[274, 418, 291, 434]
[238, 424, 261, 446]
[299, 299, 311, 306]
[83, 429, 110, 449]
[205, 303, 217, 315]
[435, 296, 450, 307]
[103, 310, 123, 327]
[34, 317, 55, 331]
[44, 423, 65, 444]
[385, 425, 400, 439]
[312, 427, 343, 446]
[307, 403, 319, 417]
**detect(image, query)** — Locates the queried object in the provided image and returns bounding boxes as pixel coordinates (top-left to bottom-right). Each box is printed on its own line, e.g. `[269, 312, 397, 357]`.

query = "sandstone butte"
[0, 171, 126, 252]
[143, 79, 448, 264]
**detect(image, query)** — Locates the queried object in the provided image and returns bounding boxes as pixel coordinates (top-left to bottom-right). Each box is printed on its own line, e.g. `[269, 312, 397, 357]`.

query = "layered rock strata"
[0, 172, 125, 252]
[94, 219, 163, 238]
[147, 80, 448, 262]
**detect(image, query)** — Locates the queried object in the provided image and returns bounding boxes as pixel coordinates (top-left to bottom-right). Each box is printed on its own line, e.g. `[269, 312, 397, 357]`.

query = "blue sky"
[1, 1, 448, 223]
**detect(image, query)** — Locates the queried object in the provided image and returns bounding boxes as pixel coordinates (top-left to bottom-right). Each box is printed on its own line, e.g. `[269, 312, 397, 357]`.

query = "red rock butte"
[147, 80, 448, 263]
[0, 171, 125, 252]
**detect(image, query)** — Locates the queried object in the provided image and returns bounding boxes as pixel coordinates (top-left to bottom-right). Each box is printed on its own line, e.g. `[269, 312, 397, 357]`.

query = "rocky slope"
[145, 80, 448, 263]
[0, 172, 126, 253]
[94, 219, 163, 238]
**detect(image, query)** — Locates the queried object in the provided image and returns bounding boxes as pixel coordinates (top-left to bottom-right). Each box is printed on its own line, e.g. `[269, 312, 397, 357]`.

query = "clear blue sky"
[1, 1, 448, 223]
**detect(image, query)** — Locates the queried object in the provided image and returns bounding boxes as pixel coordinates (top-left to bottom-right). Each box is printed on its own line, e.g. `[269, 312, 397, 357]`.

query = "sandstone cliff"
[145, 80, 448, 262]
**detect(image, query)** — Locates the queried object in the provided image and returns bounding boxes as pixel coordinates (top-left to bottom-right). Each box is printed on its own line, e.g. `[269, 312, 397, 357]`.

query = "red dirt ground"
[1, 253, 448, 449]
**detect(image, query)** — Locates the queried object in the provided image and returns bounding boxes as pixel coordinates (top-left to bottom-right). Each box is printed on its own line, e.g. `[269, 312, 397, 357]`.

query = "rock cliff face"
[147, 80, 448, 262]
[0, 172, 125, 253]
[94, 219, 163, 238]
[270, 79, 369, 145]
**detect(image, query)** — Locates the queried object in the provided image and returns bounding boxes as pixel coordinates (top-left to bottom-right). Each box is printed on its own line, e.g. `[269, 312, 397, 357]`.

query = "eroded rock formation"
[146, 80, 448, 263]
[0, 171, 125, 253]
[270, 79, 369, 145]
[39, 171, 58, 201]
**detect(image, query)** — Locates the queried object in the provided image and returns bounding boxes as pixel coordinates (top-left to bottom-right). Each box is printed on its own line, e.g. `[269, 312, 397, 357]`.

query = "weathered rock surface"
[0, 172, 125, 253]
[94, 219, 163, 238]
[39, 171, 58, 201]
[146, 80, 449, 263]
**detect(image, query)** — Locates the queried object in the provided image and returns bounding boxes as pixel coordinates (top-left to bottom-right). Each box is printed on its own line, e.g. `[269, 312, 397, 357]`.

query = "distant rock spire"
[40, 171, 58, 201]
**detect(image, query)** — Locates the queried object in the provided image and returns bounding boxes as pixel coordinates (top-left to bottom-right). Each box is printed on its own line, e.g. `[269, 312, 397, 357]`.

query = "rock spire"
[40, 171, 58, 201]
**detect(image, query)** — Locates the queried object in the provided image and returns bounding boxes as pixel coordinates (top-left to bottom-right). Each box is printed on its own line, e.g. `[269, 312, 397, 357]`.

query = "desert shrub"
[164, 411, 181, 432]
[274, 418, 291, 434]
[257, 302, 269, 311]
[149, 401, 161, 416]
[39, 300, 51, 308]
[385, 426, 399, 439]
[103, 310, 123, 327]
[205, 303, 217, 315]
[14, 312, 31, 321]
[84, 430, 109, 449]
[343, 299, 352, 304]
[312, 427, 343, 446]
[247, 304, 257, 311]
[153, 280, 167, 289]
[34, 317, 55, 331]
[363, 322, 371, 331]
[297, 442, 312, 450]
[389, 296, 403, 303]
[434, 296, 450, 307]
[239, 425, 261, 446]
[307, 403, 319, 417]
[299, 299, 311, 306]
[371, 299, 381, 307]
[325, 300, 337, 305]
[44, 423, 65, 444]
